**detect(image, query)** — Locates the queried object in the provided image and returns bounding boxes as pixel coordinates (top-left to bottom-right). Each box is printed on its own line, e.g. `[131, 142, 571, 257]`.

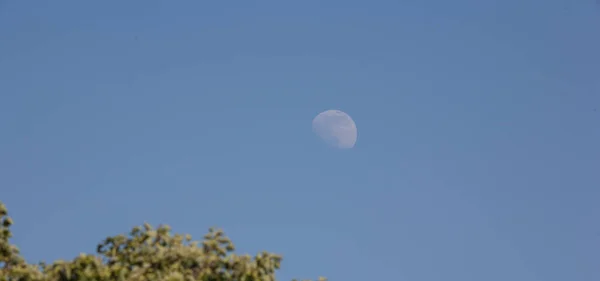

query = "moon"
[312, 109, 358, 149]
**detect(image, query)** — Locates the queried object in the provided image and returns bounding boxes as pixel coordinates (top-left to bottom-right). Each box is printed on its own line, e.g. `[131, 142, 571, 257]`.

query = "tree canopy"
[0, 202, 325, 281]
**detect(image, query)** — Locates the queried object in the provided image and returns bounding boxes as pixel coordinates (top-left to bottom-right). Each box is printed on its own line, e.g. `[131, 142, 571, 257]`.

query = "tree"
[0, 201, 325, 281]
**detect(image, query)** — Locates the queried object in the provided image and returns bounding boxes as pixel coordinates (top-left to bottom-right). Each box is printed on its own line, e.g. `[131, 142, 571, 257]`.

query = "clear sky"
[1, 1, 599, 280]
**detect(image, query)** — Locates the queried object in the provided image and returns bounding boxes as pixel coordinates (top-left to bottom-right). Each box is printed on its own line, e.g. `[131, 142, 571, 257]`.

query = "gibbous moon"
[312, 109, 357, 149]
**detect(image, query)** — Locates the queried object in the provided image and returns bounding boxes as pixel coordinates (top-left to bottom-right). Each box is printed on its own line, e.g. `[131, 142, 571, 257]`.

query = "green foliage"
[0, 202, 325, 281]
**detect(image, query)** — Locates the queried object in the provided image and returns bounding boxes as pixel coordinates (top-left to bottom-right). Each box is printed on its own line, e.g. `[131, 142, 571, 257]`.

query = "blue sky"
[1, 1, 599, 280]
